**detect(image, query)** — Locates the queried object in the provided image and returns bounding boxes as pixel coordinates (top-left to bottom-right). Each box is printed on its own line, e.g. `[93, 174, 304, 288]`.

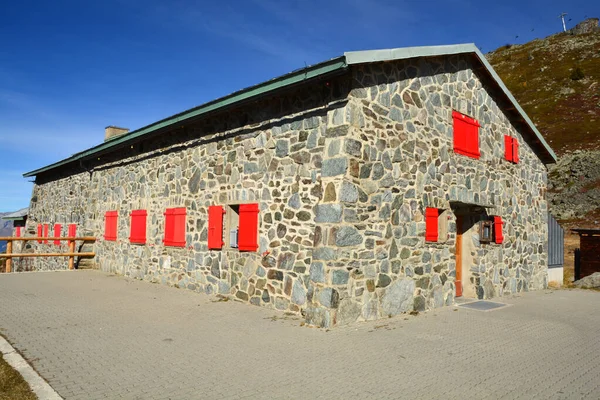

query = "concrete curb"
[0, 335, 62, 400]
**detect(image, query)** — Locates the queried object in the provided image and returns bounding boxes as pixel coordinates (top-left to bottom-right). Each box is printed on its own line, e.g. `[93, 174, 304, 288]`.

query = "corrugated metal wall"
[548, 213, 564, 268]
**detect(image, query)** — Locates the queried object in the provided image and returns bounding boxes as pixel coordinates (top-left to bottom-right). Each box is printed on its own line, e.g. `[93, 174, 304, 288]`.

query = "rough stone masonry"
[23, 46, 553, 327]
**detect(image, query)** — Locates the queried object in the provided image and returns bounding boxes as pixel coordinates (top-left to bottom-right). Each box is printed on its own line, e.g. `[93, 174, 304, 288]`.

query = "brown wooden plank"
[0, 253, 95, 258]
[0, 236, 96, 241]
[455, 216, 463, 297]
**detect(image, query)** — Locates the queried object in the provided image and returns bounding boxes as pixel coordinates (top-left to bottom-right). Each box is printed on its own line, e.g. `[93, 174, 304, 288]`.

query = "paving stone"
[1, 272, 599, 400]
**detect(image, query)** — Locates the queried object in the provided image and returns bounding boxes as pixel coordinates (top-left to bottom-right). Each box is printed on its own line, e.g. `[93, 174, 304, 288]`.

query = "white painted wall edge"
[548, 267, 564, 286]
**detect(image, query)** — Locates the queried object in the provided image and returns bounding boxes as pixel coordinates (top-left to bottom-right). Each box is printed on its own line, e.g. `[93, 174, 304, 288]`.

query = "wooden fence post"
[68, 239, 75, 270]
[5, 241, 12, 273]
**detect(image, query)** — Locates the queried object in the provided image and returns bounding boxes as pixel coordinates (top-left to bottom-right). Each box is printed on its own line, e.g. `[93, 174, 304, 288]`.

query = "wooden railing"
[0, 237, 96, 273]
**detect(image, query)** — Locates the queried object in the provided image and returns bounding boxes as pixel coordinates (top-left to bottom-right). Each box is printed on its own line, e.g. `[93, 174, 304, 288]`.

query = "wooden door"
[455, 216, 463, 297]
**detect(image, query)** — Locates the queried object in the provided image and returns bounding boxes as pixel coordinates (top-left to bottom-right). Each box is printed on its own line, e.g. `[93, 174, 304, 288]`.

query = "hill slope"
[0, 213, 13, 253]
[487, 19, 600, 226]
[487, 21, 600, 154]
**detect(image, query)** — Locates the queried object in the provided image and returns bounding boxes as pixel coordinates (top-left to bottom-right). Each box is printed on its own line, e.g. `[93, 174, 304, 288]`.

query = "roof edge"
[23, 56, 348, 178]
[24, 43, 557, 178]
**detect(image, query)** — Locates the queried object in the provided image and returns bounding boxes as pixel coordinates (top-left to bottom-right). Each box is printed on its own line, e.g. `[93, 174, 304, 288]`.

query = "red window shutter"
[452, 111, 467, 156]
[164, 208, 186, 247]
[53, 224, 62, 245]
[15, 227, 21, 237]
[468, 123, 480, 159]
[238, 203, 259, 252]
[453, 111, 480, 159]
[425, 207, 439, 242]
[43, 224, 49, 244]
[129, 210, 147, 244]
[37, 224, 42, 243]
[163, 208, 174, 245]
[504, 135, 513, 161]
[494, 216, 504, 244]
[208, 205, 225, 249]
[512, 138, 519, 163]
[104, 211, 118, 241]
[68, 224, 77, 238]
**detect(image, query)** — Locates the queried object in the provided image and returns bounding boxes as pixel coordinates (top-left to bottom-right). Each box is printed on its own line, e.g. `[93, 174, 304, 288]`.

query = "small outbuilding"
[22, 44, 556, 326]
[1, 207, 28, 236]
[572, 228, 600, 280]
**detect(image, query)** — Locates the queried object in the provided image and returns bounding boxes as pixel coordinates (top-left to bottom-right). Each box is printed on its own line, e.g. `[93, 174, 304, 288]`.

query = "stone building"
[23, 44, 556, 327]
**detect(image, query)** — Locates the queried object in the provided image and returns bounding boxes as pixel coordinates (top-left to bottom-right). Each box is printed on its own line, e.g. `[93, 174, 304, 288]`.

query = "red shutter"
[512, 138, 519, 163]
[37, 224, 42, 243]
[425, 207, 439, 242]
[68, 224, 77, 238]
[238, 203, 259, 252]
[494, 216, 504, 244]
[504, 135, 513, 161]
[452, 111, 467, 156]
[208, 205, 225, 249]
[104, 211, 118, 241]
[129, 210, 147, 244]
[453, 111, 480, 159]
[164, 207, 186, 247]
[468, 123, 480, 159]
[15, 227, 21, 237]
[53, 224, 62, 245]
[163, 208, 174, 245]
[43, 224, 49, 244]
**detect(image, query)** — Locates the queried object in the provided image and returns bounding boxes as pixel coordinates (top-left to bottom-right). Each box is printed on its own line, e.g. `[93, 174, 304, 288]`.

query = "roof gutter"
[23, 56, 348, 178]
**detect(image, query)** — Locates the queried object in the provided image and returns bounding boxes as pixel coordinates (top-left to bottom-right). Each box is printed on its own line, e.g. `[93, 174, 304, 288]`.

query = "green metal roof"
[23, 43, 556, 178]
[23, 56, 348, 177]
[1, 207, 28, 221]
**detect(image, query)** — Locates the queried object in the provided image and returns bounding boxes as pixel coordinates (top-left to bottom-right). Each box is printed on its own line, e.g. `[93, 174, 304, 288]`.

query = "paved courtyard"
[1, 270, 599, 400]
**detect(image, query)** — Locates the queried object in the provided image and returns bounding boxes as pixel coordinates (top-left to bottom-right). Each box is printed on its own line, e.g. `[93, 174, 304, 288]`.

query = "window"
[37, 224, 42, 243]
[43, 224, 49, 244]
[68, 224, 77, 238]
[129, 210, 147, 244]
[223, 203, 259, 251]
[453, 110, 480, 159]
[425, 208, 448, 243]
[163, 207, 186, 247]
[480, 220, 493, 243]
[208, 205, 225, 250]
[493, 216, 504, 244]
[504, 135, 519, 163]
[53, 223, 62, 245]
[104, 211, 118, 241]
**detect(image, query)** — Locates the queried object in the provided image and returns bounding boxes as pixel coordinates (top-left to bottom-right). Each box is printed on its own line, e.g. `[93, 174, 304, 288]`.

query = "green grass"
[0, 354, 37, 400]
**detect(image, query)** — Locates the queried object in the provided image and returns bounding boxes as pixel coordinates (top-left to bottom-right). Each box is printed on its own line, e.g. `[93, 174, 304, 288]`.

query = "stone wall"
[26, 54, 549, 327]
[303, 55, 548, 325]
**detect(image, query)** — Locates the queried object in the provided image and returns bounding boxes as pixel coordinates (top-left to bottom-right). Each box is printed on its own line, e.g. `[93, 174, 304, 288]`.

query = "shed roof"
[572, 228, 600, 236]
[23, 43, 556, 178]
[1, 207, 29, 221]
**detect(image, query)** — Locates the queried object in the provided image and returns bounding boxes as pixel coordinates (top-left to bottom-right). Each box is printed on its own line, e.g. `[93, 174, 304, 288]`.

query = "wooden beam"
[0, 252, 95, 258]
[0, 236, 96, 242]
[5, 241, 12, 273]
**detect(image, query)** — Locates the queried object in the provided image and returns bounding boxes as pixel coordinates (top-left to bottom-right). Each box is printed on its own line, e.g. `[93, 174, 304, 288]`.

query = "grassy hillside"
[487, 29, 600, 155]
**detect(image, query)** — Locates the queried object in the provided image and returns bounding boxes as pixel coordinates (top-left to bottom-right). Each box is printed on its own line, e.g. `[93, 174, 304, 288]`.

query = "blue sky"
[0, 0, 598, 211]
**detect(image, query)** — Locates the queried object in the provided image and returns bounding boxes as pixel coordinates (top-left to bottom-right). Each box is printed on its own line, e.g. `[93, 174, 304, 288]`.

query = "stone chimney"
[104, 126, 129, 141]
